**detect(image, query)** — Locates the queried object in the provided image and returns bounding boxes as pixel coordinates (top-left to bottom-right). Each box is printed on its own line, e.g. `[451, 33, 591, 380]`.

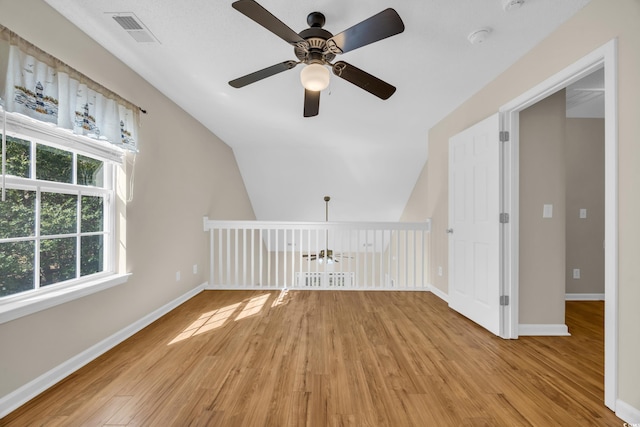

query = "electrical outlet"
[438, 266, 443, 276]
[573, 268, 580, 279]
[176, 271, 181, 281]
[193, 264, 198, 274]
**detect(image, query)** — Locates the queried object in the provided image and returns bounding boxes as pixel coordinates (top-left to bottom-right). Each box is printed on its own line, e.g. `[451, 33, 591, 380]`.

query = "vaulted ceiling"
[43, 0, 591, 221]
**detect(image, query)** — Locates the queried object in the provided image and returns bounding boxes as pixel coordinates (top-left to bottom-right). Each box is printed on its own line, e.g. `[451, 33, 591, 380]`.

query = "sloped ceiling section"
[43, 0, 591, 221]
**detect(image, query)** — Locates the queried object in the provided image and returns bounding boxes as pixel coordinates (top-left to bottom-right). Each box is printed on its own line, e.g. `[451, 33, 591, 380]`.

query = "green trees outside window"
[1, 135, 110, 297]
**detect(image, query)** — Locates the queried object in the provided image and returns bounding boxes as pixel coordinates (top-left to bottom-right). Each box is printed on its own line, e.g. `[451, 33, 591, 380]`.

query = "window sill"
[0, 273, 131, 325]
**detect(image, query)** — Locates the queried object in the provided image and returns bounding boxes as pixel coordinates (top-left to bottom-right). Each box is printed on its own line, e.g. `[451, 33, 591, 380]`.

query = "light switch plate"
[580, 208, 587, 219]
[543, 204, 553, 218]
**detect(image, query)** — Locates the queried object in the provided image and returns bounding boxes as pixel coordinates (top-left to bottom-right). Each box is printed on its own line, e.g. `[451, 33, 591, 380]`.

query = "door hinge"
[499, 131, 509, 142]
[500, 213, 509, 223]
[500, 295, 510, 306]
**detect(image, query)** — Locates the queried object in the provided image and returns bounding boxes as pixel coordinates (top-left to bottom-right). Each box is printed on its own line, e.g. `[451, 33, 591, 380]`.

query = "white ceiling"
[43, 0, 592, 222]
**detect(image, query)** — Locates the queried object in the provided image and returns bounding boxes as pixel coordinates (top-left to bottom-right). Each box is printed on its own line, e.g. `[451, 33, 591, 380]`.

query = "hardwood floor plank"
[1, 292, 621, 426]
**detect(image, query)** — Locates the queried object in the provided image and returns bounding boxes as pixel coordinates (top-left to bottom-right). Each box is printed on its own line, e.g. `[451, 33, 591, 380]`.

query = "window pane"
[0, 189, 36, 238]
[77, 155, 104, 187]
[4, 135, 31, 178]
[41, 192, 77, 236]
[36, 144, 73, 183]
[81, 235, 103, 276]
[81, 196, 104, 233]
[0, 241, 35, 297]
[40, 237, 76, 286]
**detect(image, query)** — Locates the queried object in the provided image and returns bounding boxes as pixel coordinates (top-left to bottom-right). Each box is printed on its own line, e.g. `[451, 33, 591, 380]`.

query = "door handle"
[446, 228, 454, 234]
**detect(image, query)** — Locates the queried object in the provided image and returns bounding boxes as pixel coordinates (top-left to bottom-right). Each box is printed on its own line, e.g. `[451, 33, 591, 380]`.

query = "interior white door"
[448, 113, 501, 335]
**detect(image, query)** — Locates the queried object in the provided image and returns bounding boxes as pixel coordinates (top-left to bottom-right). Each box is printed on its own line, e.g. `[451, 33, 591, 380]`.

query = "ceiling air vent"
[109, 13, 159, 43]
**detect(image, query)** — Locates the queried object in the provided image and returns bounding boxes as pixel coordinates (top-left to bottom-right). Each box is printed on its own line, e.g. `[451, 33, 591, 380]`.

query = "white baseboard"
[565, 293, 605, 301]
[0, 283, 206, 419]
[205, 284, 432, 292]
[427, 283, 449, 303]
[518, 323, 571, 336]
[616, 399, 640, 424]
[205, 284, 282, 291]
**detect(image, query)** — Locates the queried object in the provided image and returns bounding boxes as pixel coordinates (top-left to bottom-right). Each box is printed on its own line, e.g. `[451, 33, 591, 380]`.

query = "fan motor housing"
[295, 14, 336, 64]
[295, 37, 335, 63]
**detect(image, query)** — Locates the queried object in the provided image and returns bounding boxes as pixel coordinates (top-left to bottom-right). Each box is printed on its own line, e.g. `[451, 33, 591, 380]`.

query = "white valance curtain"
[0, 24, 139, 151]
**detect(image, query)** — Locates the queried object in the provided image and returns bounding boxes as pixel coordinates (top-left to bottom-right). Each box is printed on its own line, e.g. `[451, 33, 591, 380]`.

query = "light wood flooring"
[1, 291, 621, 426]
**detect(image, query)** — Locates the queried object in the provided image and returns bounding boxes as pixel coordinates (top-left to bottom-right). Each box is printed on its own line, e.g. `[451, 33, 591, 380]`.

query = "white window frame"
[0, 109, 130, 324]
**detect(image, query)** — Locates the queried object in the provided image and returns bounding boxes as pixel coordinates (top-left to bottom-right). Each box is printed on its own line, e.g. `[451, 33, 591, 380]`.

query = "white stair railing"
[203, 217, 431, 291]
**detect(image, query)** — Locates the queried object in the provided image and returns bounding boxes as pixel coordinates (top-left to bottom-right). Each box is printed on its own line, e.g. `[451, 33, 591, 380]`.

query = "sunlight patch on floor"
[168, 302, 241, 345]
[235, 294, 270, 321]
[271, 289, 289, 307]
[168, 292, 285, 345]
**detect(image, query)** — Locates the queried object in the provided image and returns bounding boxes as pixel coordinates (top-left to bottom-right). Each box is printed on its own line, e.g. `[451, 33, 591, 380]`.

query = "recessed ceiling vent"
[109, 13, 159, 43]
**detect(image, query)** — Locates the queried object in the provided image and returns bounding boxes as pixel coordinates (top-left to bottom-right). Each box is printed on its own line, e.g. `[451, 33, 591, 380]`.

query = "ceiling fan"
[228, 0, 405, 117]
[303, 196, 349, 264]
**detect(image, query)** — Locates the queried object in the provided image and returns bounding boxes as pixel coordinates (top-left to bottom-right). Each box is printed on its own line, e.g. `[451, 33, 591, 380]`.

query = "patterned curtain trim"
[0, 24, 140, 152]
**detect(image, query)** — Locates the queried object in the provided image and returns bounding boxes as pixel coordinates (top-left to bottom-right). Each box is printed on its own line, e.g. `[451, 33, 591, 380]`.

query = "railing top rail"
[203, 217, 431, 232]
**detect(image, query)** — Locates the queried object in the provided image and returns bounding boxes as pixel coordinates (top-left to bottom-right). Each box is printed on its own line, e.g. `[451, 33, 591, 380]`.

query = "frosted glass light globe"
[300, 63, 330, 91]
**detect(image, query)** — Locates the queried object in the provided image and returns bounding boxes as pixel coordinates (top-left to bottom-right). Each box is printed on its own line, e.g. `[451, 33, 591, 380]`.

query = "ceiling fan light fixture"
[300, 63, 330, 91]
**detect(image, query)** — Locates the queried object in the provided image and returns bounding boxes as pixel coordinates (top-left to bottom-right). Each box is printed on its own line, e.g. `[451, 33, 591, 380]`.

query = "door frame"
[499, 39, 618, 410]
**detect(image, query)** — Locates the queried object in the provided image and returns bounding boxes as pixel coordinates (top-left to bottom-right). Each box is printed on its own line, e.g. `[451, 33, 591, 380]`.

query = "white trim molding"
[518, 324, 571, 336]
[616, 399, 640, 424]
[428, 283, 449, 303]
[565, 293, 605, 301]
[0, 283, 206, 419]
[0, 273, 131, 325]
[500, 38, 618, 409]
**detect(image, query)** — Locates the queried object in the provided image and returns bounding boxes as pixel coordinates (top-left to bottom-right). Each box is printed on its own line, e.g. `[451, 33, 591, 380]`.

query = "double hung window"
[1, 113, 117, 302]
[0, 25, 136, 321]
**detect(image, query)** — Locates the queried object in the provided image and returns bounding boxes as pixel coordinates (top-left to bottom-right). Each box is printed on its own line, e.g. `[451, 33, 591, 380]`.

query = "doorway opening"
[499, 39, 617, 410]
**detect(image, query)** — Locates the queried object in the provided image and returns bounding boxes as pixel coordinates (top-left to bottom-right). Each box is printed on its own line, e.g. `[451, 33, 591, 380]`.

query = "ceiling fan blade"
[304, 89, 320, 117]
[326, 8, 404, 55]
[232, 0, 308, 47]
[332, 61, 396, 100]
[229, 60, 298, 88]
